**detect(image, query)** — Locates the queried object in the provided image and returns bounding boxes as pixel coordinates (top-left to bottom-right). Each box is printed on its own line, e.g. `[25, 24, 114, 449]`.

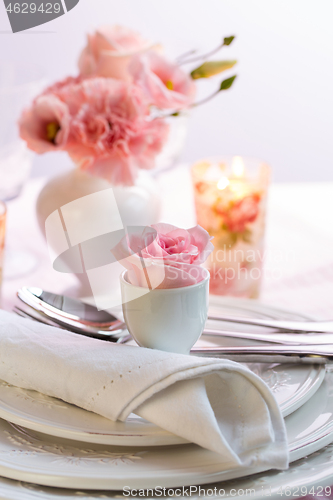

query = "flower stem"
[176, 49, 198, 64]
[191, 89, 221, 108]
[178, 41, 225, 66]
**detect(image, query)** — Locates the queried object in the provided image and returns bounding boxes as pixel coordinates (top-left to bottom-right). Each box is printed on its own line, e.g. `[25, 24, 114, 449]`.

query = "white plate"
[0, 298, 325, 447]
[0, 371, 332, 492]
[206, 297, 326, 417]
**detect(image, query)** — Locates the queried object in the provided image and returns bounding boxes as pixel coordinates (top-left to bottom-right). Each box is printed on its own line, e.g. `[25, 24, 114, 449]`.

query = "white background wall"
[0, 0, 332, 182]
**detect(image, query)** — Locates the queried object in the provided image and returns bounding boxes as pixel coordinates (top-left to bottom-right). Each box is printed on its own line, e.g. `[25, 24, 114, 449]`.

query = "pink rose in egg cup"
[116, 223, 213, 354]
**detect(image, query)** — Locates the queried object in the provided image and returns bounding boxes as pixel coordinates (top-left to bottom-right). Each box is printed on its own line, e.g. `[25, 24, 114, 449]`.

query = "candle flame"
[217, 177, 230, 190]
[232, 156, 245, 177]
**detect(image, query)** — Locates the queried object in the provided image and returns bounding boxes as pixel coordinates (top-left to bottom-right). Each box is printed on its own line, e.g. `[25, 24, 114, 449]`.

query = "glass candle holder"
[191, 157, 270, 298]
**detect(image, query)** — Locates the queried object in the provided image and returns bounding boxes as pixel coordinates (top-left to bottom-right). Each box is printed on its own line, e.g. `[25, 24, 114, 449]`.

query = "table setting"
[0, 20, 333, 500]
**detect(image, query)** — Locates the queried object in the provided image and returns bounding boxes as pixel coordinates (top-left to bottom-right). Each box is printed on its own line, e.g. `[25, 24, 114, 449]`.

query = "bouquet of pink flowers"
[19, 26, 237, 185]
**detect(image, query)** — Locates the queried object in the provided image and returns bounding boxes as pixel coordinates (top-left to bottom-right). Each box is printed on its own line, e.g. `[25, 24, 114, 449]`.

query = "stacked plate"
[0, 298, 333, 499]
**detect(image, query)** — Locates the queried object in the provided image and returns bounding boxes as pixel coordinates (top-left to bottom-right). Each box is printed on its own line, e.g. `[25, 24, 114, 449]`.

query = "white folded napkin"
[0, 310, 288, 471]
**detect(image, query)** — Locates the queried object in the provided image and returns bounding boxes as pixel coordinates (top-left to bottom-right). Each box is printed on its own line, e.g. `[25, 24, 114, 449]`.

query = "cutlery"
[13, 304, 130, 343]
[190, 344, 332, 364]
[14, 290, 332, 363]
[11, 307, 332, 363]
[17, 287, 333, 351]
[17, 287, 313, 338]
[203, 328, 333, 345]
[18, 302, 327, 350]
[17, 287, 126, 340]
[13, 306, 65, 328]
[20, 287, 333, 336]
[208, 313, 333, 333]
[16, 289, 295, 345]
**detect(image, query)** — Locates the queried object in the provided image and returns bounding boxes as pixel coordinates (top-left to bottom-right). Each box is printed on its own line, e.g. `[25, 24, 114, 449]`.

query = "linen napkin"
[0, 310, 288, 471]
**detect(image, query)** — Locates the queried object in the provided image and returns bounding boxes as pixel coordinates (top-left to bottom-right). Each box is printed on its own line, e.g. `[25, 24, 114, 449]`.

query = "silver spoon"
[17, 287, 126, 340]
[13, 305, 132, 343]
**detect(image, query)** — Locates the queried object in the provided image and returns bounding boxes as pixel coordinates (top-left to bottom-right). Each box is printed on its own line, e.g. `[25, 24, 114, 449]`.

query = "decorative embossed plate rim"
[0, 298, 325, 447]
[208, 297, 326, 418]
[0, 372, 332, 492]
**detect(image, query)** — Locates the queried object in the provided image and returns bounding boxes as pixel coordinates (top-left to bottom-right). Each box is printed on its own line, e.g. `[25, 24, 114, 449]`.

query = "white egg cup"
[120, 269, 210, 354]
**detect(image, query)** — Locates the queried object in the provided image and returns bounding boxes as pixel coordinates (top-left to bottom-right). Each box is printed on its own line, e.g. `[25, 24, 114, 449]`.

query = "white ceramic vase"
[36, 168, 162, 295]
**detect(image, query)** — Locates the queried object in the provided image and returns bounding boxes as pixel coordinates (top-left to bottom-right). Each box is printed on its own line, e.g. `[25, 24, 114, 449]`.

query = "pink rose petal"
[116, 224, 213, 288]
[78, 25, 153, 81]
[130, 51, 196, 110]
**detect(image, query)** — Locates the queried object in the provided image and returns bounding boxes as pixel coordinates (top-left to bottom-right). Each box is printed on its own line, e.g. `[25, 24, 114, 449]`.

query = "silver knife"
[190, 344, 332, 364]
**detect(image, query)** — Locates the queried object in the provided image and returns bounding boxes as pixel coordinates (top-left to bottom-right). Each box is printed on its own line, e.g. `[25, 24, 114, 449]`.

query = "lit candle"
[191, 157, 270, 298]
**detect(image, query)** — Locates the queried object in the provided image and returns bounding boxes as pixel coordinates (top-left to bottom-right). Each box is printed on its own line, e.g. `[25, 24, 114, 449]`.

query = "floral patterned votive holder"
[191, 157, 270, 298]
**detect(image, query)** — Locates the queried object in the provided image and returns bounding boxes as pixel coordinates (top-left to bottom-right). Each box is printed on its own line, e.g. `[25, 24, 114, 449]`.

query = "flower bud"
[191, 60, 237, 80]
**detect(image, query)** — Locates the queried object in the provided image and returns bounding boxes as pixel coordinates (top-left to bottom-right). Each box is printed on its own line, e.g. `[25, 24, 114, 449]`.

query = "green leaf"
[190, 60, 237, 80]
[219, 75, 237, 91]
[223, 36, 235, 46]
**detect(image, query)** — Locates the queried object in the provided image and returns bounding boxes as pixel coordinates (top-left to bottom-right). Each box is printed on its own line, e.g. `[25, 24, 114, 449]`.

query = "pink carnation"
[67, 78, 169, 185]
[19, 77, 169, 186]
[41, 76, 86, 115]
